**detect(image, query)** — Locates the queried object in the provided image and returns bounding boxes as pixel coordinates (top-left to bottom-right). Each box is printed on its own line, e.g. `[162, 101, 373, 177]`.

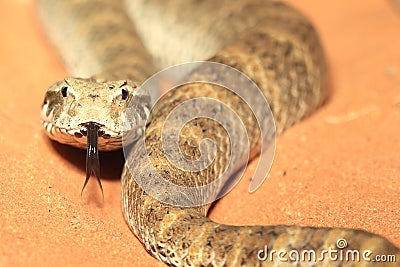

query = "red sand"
[0, 1, 399, 266]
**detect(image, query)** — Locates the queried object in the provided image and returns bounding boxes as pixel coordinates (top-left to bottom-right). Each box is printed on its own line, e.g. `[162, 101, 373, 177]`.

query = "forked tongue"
[81, 122, 104, 199]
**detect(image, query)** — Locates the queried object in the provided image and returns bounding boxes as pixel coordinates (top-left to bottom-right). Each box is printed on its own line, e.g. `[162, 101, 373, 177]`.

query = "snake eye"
[61, 86, 68, 97]
[121, 88, 129, 100]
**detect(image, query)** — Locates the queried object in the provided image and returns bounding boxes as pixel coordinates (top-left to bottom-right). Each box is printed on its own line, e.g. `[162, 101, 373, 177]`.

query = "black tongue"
[81, 122, 103, 199]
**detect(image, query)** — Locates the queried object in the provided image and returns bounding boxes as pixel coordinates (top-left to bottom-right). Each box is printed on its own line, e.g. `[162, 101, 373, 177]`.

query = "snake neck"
[37, 0, 155, 82]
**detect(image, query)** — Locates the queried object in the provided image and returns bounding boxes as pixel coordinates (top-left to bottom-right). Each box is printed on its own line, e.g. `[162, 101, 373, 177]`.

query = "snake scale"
[37, 0, 399, 266]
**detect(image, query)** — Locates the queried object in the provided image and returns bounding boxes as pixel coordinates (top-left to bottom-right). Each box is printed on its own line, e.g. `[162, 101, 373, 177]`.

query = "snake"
[37, 0, 400, 266]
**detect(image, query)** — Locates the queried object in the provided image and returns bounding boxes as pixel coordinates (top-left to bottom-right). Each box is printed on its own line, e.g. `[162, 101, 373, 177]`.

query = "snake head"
[41, 77, 151, 197]
[41, 77, 150, 151]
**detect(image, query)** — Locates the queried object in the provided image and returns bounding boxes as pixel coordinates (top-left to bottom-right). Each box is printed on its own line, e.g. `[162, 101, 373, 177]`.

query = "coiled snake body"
[37, 0, 399, 266]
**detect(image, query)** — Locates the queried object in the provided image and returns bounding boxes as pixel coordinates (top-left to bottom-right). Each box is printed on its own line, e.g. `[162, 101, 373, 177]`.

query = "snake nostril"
[102, 134, 111, 139]
[74, 132, 83, 138]
[121, 88, 129, 100]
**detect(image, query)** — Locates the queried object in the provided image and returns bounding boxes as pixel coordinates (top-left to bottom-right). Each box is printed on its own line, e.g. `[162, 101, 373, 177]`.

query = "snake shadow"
[47, 138, 125, 181]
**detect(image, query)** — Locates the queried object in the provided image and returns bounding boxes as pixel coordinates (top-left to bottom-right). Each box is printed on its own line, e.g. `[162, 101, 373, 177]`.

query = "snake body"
[37, 0, 400, 266]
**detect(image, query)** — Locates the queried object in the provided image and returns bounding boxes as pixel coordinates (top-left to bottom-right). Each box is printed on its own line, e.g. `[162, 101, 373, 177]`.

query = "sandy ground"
[0, 0, 399, 266]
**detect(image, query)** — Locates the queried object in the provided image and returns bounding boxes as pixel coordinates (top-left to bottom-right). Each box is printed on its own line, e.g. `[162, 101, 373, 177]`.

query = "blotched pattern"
[37, 0, 399, 266]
